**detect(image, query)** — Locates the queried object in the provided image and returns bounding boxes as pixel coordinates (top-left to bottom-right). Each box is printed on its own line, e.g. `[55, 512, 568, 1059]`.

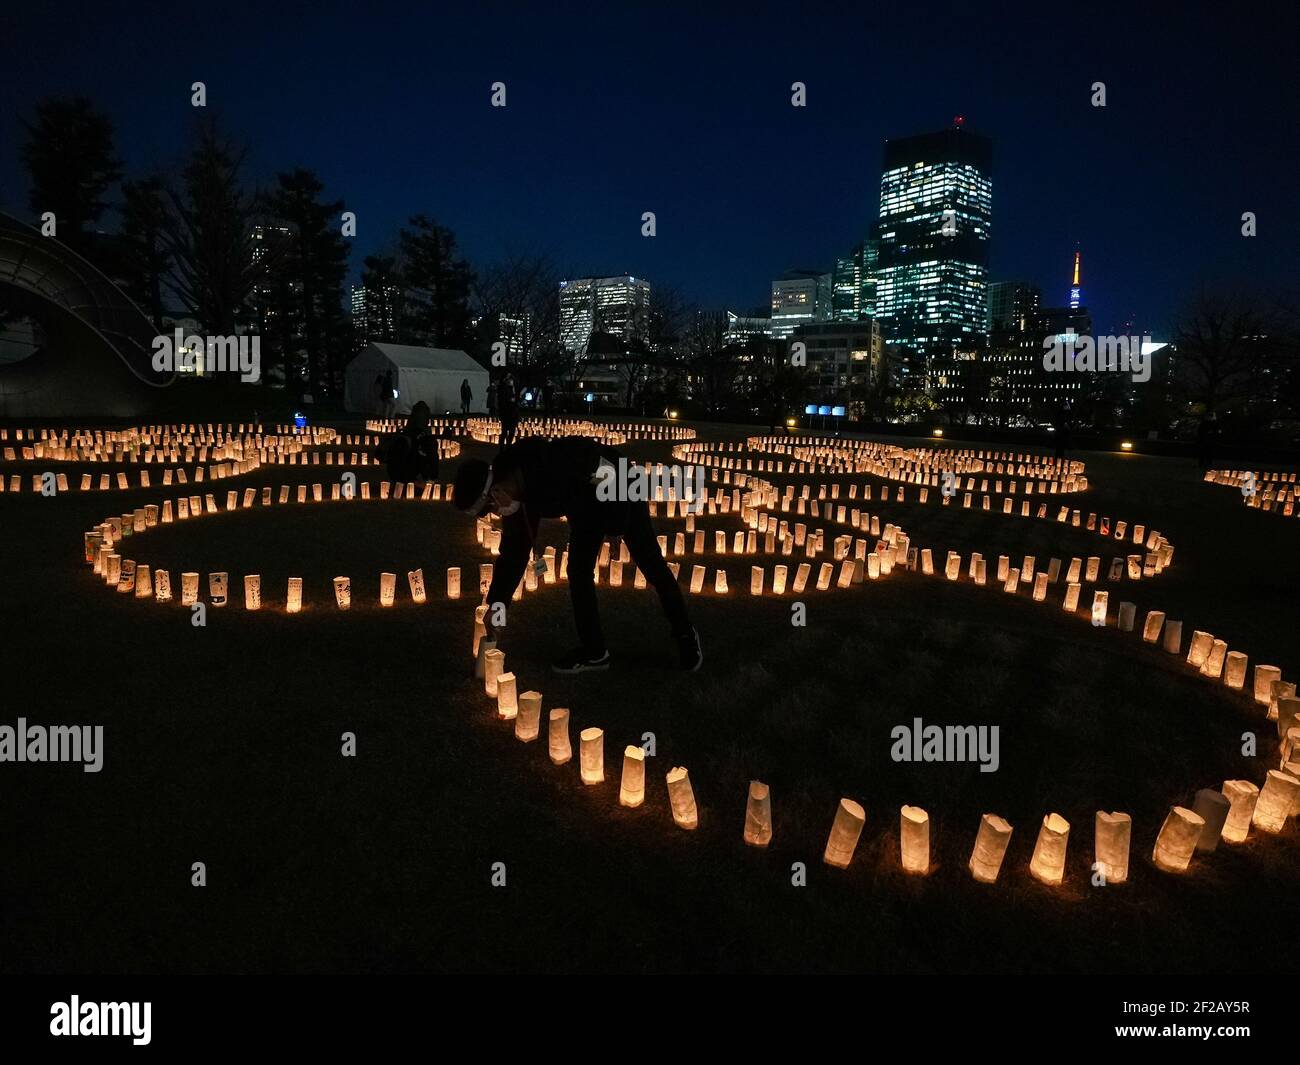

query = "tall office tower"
[350, 281, 400, 347]
[558, 275, 651, 354]
[832, 240, 879, 321]
[1068, 248, 1083, 310]
[987, 281, 1041, 333]
[872, 120, 992, 364]
[770, 269, 832, 339]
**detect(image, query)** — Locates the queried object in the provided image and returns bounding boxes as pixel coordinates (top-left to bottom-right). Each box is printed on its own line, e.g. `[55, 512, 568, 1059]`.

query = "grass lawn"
[1, 419, 1296, 974]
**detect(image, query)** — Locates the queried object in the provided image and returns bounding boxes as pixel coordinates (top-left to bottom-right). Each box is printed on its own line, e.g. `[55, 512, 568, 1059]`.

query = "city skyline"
[1, 3, 1293, 339]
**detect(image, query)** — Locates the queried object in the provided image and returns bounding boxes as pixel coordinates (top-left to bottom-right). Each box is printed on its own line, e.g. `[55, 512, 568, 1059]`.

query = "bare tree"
[473, 251, 566, 389]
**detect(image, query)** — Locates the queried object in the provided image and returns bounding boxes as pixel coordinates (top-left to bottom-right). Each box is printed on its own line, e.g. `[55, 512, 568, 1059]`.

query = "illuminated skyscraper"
[1068, 248, 1083, 310]
[831, 240, 878, 321]
[872, 121, 992, 367]
[558, 276, 651, 354]
[770, 269, 831, 339]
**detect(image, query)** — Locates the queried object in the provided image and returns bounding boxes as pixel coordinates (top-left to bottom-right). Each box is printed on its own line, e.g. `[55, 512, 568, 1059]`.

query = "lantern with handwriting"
[408, 568, 426, 604]
[287, 577, 303, 614]
[333, 575, 351, 610]
[379, 572, 396, 607]
[244, 574, 262, 611]
[181, 572, 200, 606]
[210, 572, 229, 607]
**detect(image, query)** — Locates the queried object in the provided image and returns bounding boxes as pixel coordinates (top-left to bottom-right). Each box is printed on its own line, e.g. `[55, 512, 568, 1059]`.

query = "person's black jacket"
[485, 436, 622, 607]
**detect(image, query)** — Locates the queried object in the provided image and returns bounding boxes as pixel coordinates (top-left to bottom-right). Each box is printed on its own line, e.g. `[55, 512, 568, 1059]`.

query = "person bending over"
[453, 435, 703, 673]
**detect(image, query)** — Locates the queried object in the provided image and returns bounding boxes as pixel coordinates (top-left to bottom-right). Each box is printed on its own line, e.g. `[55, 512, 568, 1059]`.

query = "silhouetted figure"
[486, 380, 497, 417]
[376, 401, 440, 483]
[498, 372, 520, 446]
[460, 377, 472, 415]
[453, 436, 702, 673]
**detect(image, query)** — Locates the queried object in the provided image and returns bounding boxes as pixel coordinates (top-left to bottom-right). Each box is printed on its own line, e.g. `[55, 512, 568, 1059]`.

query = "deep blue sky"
[2, 1, 1296, 336]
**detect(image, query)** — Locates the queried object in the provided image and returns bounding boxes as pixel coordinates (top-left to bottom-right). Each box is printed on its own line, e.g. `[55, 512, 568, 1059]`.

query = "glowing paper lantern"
[1142, 610, 1165, 643]
[1163, 620, 1183, 654]
[154, 569, 172, 603]
[1200, 639, 1227, 679]
[1029, 813, 1070, 885]
[580, 727, 605, 784]
[1220, 780, 1259, 843]
[619, 746, 646, 807]
[135, 565, 152, 599]
[900, 805, 930, 874]
[286, 577, 303, 614]
[483, 648, 505, 697]
[548, 708, 572, 765]
[1094, 811, 1131, 883]
[690, 565, 706, 594]
[750, 566, 764, 596]
[1192, 788, 1230, 852]
[209, 572, 229, 607]
[516, 691, 542, 742]
[181, 572, 199, 606]
[379, 572, 396, 607]
[969, 814, 1012, 883]
[744, 781, 772, 847]
[1186, 630, 1213, 668]
[715, 570, 729, 594]
[1254, 665, 1282, 706]
[333, 576, 351, 610]
[823, 798, 866, 869]
[1252, 770, 1300, 833]
[773, 564, 787, 594]
[496, 672, 518, 720]
[408, 568, 427, 604]
[793, 563, 811, 593]
[1223, 651, 1247, 690]
[945, 551, 961, 580]
[666, 766, 699, 829]
[1152, 806, 1205, 872]
[1063, 582, 1081, 612]
[244, 574, 262, 611]
[1091, 590, 1108, 626]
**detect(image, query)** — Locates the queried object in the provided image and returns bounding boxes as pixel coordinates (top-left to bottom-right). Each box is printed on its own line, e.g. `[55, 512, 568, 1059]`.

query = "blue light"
[818, 405, 831, 416]
[831, 405, 846, 417]
[293, 412, 307, 429]
[585, 392, 594, 403]
[804, 404, 817, 415]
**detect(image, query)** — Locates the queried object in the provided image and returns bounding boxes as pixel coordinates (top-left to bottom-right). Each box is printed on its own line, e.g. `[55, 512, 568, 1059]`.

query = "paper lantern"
[379, 572, 396, 607]
[483, 648, 505, 697]
[154, 569, 172, 603]
[1091, 590, 1108, 626]
[744, 781, 772, 847]
[1186, 630, 1213, 668]
[1192, 788, 1230, 852]
[333, 576, 351, 609]
[479, 563, 492, 595]
[516, 691, 542, 742]
[1093, 811, 1131, 883]
[900, 805, 930, 874]
[1063, 582, 1081, 612]
[1223, 651, 1247, 690]
[1163, 619, 1183, 654]
[1085, 557, 1100, 582]
[1254, 665, 1282, 706]
[689, 565, 706, 594]
[823, 798, 866, 868]
[793, 563, 811, 593]
[969, 813, 1012, 883]
[1117, 601, 1136, 632]
[1032, 572, 1047, 601]
[286, 577, 303, 613]
[496, 672, 518, 720]
[1200, 639, 1227, 679]
[945, 551, 960, 580]
[580, 727, 604, 784]
[1142, 610, 1165, 643]
[1152, 806, 1205, 872]
[209, 572, 229, 607]
[619, 746, 646, 807]
[1029, 813, 1070, 885]
[750, 566, 765, 596]
[407, 568, 426, 604]
[666, 766, 699, 829]
[180, 571, 199, 605]
[1252, 769, 1300, 833]
[134, 564, 153, 599]
[1220, 780, 1259, 843]
[715, 570, 729, 594]
[772, 564, 788, 595]
[244, 574, 262, 610]
[548, 708, 572, 765]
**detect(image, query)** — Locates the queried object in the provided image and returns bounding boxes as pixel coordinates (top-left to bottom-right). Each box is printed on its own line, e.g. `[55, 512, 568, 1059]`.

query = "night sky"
[1, 1, 1296, 336]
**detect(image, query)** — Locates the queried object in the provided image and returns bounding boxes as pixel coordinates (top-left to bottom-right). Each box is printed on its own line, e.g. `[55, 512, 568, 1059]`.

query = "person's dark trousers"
[566, 499, 692, 657]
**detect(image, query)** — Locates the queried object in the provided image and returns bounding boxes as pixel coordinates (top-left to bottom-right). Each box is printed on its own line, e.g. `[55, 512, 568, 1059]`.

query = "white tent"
[344, 342, 487, 416]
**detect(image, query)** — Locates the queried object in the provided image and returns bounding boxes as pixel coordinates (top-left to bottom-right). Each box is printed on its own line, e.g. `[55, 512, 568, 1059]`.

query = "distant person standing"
[460, 377, 473, 415]
[382, 369, 397, 418]
[498, 372, 520, 446]
[487, 379, 498, 417]
[542, 380, 554, 412]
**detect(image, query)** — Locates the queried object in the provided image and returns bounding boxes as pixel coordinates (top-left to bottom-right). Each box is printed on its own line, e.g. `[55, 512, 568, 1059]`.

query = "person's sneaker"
[552, 648, 611, 674]
[677, 628, 703, 672]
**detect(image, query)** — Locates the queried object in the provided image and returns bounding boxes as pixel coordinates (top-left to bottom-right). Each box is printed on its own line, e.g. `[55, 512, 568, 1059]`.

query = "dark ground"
[0, 419, 1296, 974]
